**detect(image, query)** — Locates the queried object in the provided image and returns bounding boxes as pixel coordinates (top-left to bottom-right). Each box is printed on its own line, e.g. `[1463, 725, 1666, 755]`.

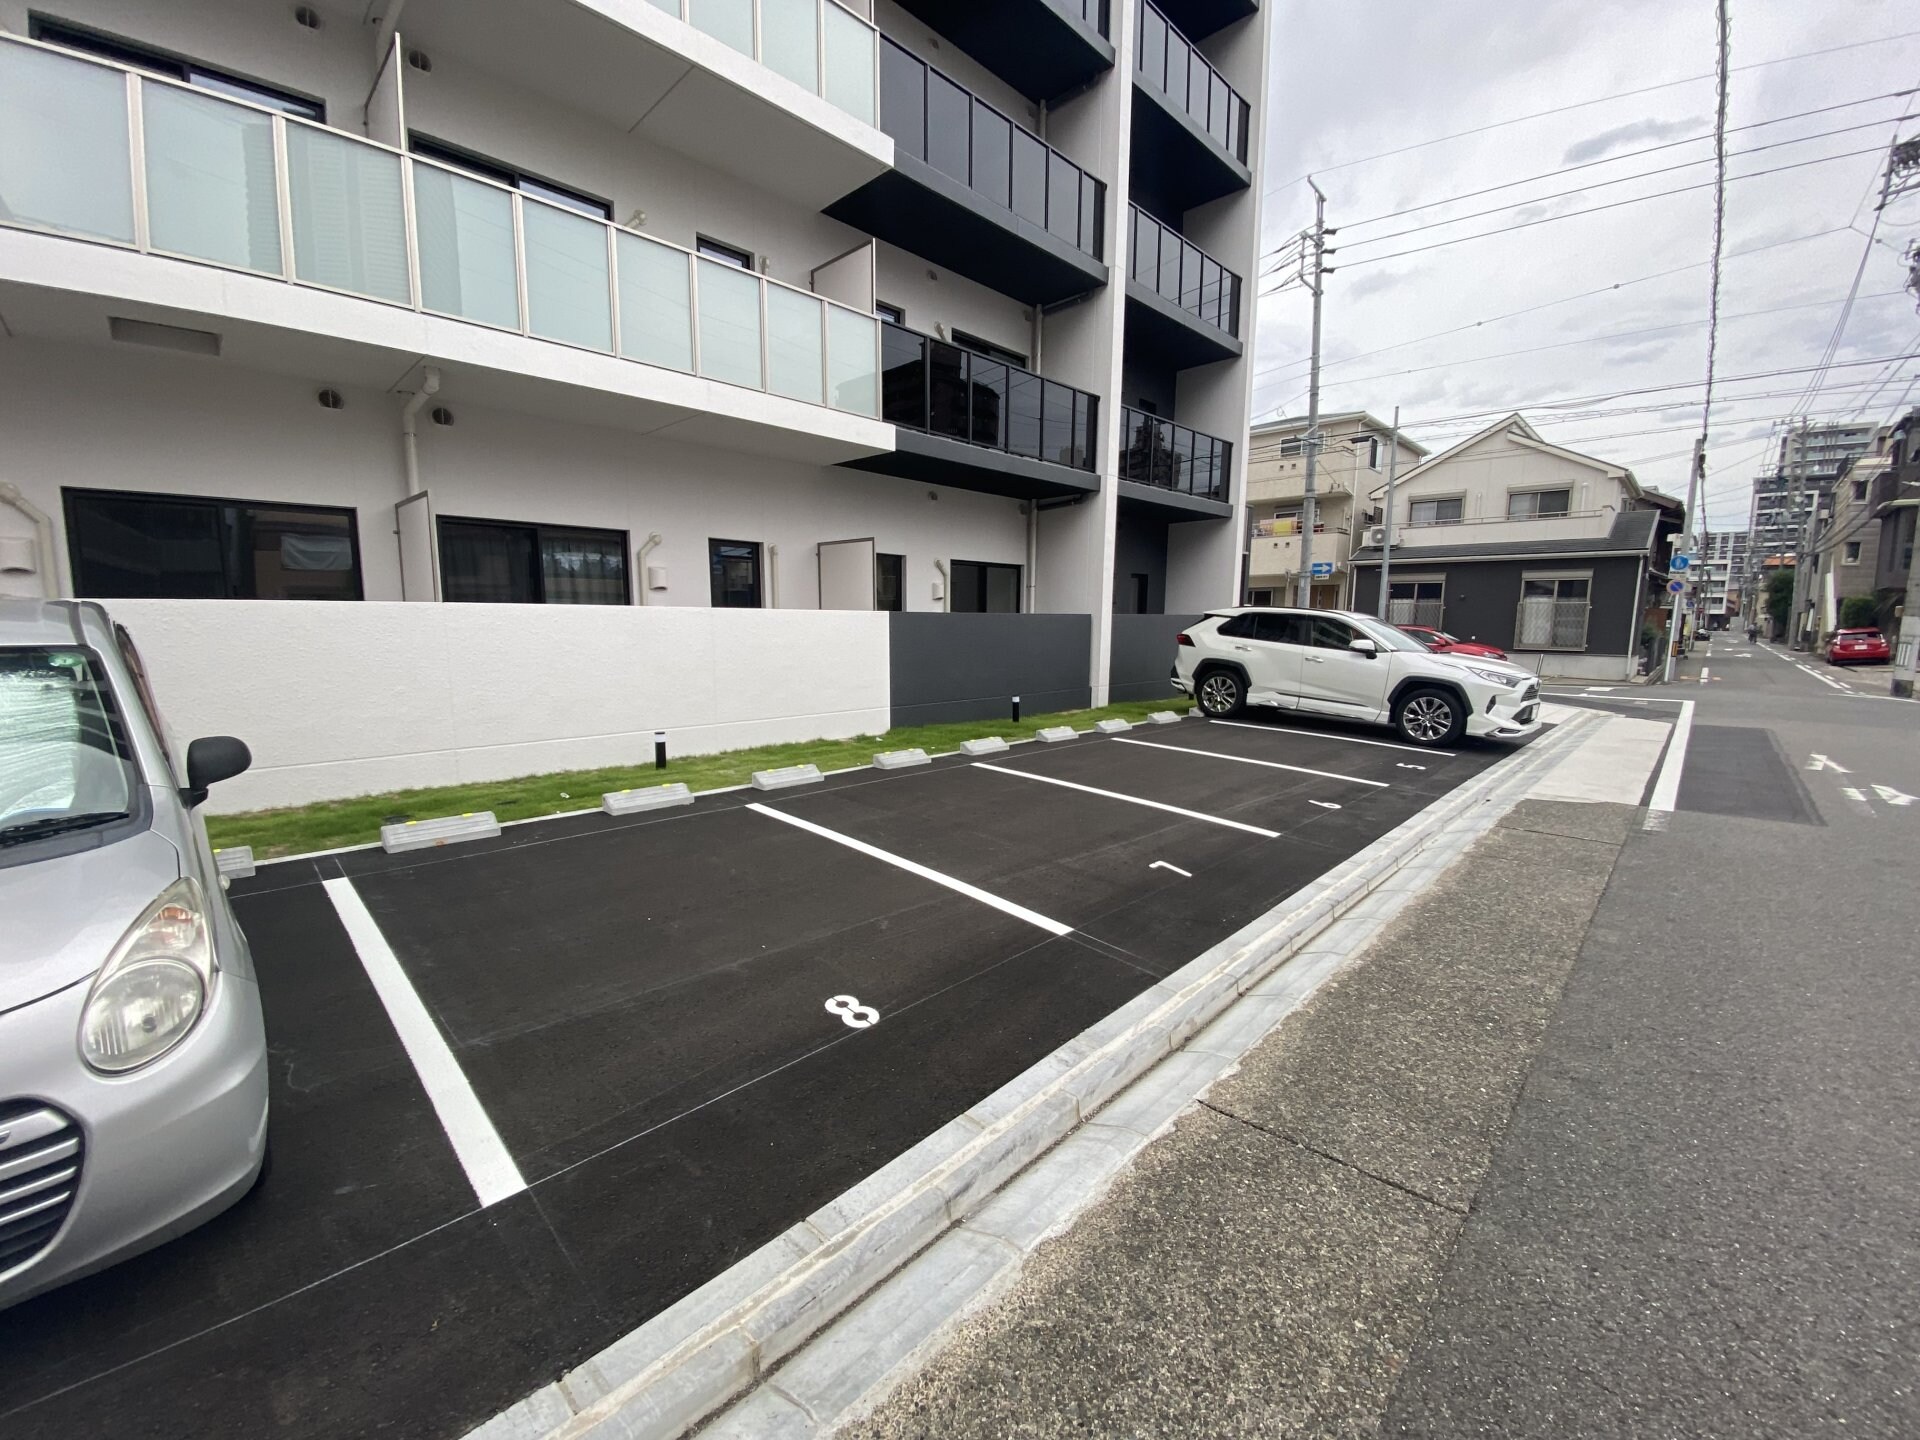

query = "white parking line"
[1109, 735, 1389, 787]
[970, 763, 1281, 838]
[1643, 698, 1696, 831]
[747, 803, 1073, 936]
[1206, 717, 1455, 758]
[322, 877, 527, 1209]
[1793, 660, 1853, 692]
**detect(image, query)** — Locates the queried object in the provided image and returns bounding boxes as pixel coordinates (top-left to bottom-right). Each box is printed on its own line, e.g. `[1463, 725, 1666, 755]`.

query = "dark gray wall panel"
[1108, 613, 1200, 702]
[889, 613, 1092, 725]
[1352, 556, 1643, 655]
[1113, 509, 1169, 614]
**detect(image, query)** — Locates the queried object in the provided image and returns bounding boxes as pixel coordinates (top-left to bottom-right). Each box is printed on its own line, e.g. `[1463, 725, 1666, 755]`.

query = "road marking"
[1642, 699, 1695, 831]
[970, 763, 1281, 838]
[1150, 860, 1192, 877]
[1396, 762, 1426, 770]
[1699, 667, 1710, 685]
[1206, 717, 1454, 757]
[1308, 800, 1342, 810]
[321, 878, 526, 1209]
[1840, 786, 1876, 816]
[1807, 754, 1850, 774]
[1584, 686, 1617, 693]
[1873, 784, 1914, 807]
[748, 803, 1073, 936]
[824, 995, 879, 1029]
[1109, 735, 1389, 787]
[1793, 660, 1852, 692]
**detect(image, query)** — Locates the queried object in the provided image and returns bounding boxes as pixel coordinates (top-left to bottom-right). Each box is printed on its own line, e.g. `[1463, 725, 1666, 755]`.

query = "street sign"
[1310, 561, 1334, 577]
[1668, 579, 1686, 594]
[1671, 554, 1692, 571]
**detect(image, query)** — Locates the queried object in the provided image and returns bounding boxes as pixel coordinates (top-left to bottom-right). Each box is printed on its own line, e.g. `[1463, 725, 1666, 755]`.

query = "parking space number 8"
[825, 995, 879, 1029]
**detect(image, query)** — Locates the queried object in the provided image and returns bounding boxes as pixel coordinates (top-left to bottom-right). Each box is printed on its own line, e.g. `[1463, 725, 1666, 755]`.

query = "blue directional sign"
[1671, 554, 1692, 571]
[1310, 561, 1335, 577]
[1668, 579, 1687, 594]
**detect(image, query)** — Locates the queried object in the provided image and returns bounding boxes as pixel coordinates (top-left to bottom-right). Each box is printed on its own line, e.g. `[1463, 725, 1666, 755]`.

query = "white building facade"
[0, 0, 1269, 702]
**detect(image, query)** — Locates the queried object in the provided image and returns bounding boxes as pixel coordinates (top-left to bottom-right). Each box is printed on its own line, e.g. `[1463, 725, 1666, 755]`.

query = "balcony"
[0, 36, 888, 463]
[1126, 205, 1241, 367]
[1248, 525, 1351, 581]
[397, 0, 890, 211]
[826, 37, 1109, 305]
[839, 321, 1100, 498]
[1150, 0, 1258, 42]
[1130, 0, 1252, 211]
[884, 0, 1114, 102]
[1116, 406, 1233, 518]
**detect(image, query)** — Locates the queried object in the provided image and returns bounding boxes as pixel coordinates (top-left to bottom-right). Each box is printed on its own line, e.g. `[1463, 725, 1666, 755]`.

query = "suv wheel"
[1196, 668, 1245, 718]
[1394, 686, 1465, 746]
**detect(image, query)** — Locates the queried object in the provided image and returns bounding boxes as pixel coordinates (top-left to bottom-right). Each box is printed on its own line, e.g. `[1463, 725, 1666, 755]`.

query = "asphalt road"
[1382, 640, 1920, 1437]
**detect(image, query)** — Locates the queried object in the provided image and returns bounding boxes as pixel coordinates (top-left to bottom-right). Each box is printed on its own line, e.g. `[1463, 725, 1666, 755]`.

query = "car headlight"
[79, 878, 214, 1074]
[1463, 666, 1522, 688]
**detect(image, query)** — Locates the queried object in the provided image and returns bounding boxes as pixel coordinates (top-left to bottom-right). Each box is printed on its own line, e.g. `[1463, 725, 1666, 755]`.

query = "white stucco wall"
[1390, 428, 1630, 532]
[106, 598, 892, 812]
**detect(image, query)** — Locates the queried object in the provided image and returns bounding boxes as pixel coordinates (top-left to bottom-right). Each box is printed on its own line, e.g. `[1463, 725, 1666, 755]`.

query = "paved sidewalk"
[842, 799, 1636, 1439]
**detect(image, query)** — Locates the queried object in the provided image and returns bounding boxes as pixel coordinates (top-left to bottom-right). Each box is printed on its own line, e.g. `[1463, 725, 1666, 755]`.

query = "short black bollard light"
[654, 730, 667, 770]
[1011, 694, 1021, 724]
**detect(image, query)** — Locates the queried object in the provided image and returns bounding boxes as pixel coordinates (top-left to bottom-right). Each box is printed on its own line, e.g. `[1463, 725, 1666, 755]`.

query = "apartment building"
[0, 0, 1269, 700]
[1697, 528, 1748, 627]
[1747, 421, 1883, 576]
[1241, 411, 1426, 610]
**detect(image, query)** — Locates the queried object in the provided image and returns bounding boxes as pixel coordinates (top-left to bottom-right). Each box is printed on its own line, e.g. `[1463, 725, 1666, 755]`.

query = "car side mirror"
[183, 736, 251, 809]
[1349, 638, 1379, 657]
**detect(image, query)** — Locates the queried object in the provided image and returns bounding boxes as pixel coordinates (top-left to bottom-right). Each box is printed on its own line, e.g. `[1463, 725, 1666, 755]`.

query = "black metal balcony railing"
[882, 322, 1098, 470]
[1135, 0, 1250, 162]
[1056, 0, 1112, 34]
[1129, 205, 1239, 337]
[880, 36, 1105, 257]
[1119, 406, 1230, 499]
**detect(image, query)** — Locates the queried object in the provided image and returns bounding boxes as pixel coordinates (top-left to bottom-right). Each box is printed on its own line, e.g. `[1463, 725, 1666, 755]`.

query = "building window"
[709, 539, 763, 608]
[1275, 437, 1307, 457]
[1409, 496, 1464, 526]
[1507, 488, 1572, 519]
[875, 552, 904, 611]
[31, 19, 325, 119]
[950, 559, 1022, 613]
[1851, 478, 1868, 501]
[697, 236, 755, 270]
[409, 135, 610, 219]
[1386, 577, 1444, 629]
[876, 301, 905, 325]
[1842, 541, 1862, 565]
[951, 330, 1028, 369]
[1516, 572, 1592, 650]
[1246, 588, 1274, 606]
[1365, 436, 1383, 471]
[65, 489, 361, 600]
[439, 518, 628, 604]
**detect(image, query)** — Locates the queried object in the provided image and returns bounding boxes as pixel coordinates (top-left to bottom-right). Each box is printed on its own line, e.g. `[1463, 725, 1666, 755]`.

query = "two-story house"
[0, 0, 1270, 702]
[1350, 413, 1681, 680]
[1241, 411, 1426, 609]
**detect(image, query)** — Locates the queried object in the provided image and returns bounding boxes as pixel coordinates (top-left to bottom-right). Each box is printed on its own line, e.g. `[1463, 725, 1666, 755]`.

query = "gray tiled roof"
[1351, 508, 1660, 563]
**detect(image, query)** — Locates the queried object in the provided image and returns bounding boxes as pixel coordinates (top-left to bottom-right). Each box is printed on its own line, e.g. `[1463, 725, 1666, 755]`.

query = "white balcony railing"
[649, 0, 878, 126]
[0, 35, 881, 419]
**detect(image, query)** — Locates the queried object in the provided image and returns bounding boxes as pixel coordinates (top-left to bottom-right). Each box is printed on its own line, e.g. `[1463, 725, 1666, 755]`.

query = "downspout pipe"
[635, 531, 663, 606]
[400, 368, 441, 498]
[933, 558, 950, 612]
[0, 482, 63, 598]
[767, 543, 780, 608]
[1025, 502, 1038, 613]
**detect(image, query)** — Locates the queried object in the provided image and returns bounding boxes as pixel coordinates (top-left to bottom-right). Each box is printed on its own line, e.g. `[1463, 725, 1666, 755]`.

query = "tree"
[1767, 568, 1795, 626]
[1839, 595, 1879, 629]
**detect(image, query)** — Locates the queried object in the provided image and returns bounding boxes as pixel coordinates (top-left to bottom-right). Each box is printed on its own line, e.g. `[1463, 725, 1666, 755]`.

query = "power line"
[1406, 377, 1911, 439]
[1259, 28, 1920, 201]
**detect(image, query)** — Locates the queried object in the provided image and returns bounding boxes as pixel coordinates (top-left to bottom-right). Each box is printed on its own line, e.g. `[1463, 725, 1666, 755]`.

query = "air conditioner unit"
[1365, 526, 1388, 547]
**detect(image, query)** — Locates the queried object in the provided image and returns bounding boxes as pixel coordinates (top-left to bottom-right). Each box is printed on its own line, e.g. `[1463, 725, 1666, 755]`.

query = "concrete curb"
[463, 713, 1603, 1440]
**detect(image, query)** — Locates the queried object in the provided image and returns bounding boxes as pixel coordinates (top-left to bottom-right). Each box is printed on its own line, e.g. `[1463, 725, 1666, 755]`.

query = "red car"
[1826, 627, 1890, 666]
[1397, 624, 1509, 661]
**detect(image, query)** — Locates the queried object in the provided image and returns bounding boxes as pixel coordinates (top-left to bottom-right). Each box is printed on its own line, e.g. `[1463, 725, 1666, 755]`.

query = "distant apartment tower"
[1748, 422, 1882, 570]
[1698, 529, 1749, 623]
[0, 0, 1271, 701]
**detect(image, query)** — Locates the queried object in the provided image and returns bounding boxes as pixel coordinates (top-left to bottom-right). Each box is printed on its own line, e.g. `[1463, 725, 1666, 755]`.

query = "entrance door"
[818, 537, 876, 610]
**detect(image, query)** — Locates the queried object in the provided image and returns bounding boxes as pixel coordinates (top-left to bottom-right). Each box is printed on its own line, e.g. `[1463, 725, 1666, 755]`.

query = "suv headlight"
[79, 878, 215, 1074]
[1463, 666, 1522, 688]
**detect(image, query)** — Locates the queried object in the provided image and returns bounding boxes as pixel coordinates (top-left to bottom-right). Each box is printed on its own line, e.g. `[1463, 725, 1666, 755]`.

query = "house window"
[951, 330, 1028, 369]
[1364, 436, 1382, 471]
[440, 518, 630, 604]
[1507, 488, 1572, 519]
[32, 19, 325, 119]
[1386, 577, 1444, 629]
[409, 135, 611, 219]
[950, 559, 1022, 613]
[1851, 478, 1868, 501]
[1275, 437, 1308, 458]
[1246, 588, 1274, 606]
[876, 301, 905, 325]
[709, 539, 763, 608]
[1409, 496, 1464, 526]
[1516, 572, 1592, 650]
[697, 236, 755, 269]
[875, 552, 904, 611]
[65, 489, 361, 600]
[1842, 541, 1862, 565]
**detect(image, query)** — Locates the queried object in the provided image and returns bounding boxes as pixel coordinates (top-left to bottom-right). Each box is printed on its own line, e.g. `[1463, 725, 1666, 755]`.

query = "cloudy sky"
[1252, 0, 1920, 528]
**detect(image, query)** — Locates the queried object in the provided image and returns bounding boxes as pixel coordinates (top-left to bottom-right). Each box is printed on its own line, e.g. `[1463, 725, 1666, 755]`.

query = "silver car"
[1, 600, 267, 1310]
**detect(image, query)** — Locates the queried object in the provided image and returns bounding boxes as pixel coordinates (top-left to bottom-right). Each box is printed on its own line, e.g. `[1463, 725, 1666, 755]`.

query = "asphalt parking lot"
[0, 713, 1520, 1440]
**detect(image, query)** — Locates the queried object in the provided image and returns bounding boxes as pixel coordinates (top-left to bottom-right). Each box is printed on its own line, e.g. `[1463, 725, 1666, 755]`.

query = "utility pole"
[1296, 180, 1333, 609]
[1787, 420, 1815, 649]
[1664, 434, 1706, 681]
[1376, 405, 1400, 619]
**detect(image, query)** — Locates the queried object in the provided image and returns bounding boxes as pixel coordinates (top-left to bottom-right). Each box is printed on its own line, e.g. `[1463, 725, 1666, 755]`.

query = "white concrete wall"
[107, 598, 892, 813]
[873, 243, 1032, 360]
[0, 338, 1028, 610]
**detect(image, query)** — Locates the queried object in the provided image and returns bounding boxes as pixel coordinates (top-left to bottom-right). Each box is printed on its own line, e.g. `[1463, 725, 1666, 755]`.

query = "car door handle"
[1304, 654, 1325, 664]
[1231, 644, 1253, 652]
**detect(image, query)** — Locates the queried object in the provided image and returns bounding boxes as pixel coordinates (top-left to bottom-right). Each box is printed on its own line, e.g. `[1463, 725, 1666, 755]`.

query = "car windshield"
[1348, 616, 1430, 654]
[0, 646, 137, 844]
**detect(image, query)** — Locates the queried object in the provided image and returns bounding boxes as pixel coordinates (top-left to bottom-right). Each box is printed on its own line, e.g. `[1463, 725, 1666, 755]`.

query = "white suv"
[1172, 608, 1542, 747]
